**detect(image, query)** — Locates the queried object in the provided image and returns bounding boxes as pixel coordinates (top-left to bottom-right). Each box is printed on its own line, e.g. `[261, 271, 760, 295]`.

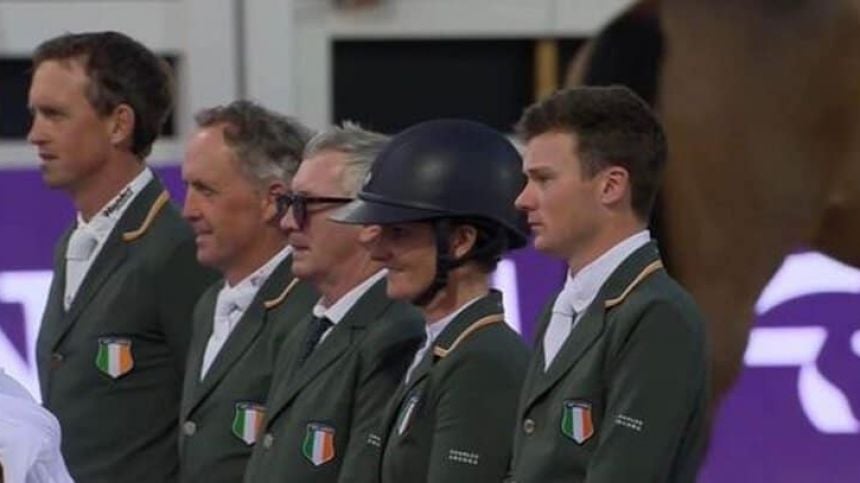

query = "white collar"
[217, 245, 293, 316]
[74, 168, 153, 243]
[554, 230, 651, 316]
[224, 245, 293, 291]
[425, 294, 484, 345]
[312, 269, 388, 325]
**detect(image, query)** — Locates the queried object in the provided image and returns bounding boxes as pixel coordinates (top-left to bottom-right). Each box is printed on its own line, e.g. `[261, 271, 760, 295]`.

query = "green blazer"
[377, 290, 530, 483]
[508, 242, 709, 483]
[178, 255, 318, 483]
[36, 178, 218, 483]
[243, 278, 424, 483]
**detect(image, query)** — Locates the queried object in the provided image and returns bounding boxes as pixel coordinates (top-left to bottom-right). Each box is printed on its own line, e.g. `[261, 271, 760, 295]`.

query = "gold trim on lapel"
[187, 301, 269, 413]
[604, 260, 663, 308]
[432, 314, 504, 359]
[264, 278, 300, 310]
[44, 181, 169, 351]
[182, 257, 301, 418]
[520, 242, 662, 415]
[122, 191, 169, 242]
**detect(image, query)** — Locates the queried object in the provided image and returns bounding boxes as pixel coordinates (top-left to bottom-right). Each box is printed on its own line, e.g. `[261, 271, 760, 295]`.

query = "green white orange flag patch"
[303, 423, 335, 466]
[232, 402, 266, 445]
[95, 337, 134, 379]
[561, 400, 594, 444]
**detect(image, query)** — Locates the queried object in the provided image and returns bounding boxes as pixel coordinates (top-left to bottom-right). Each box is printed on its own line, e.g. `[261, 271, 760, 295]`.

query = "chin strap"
[411, 219, 508, 307]
[412, 219, 453, 307]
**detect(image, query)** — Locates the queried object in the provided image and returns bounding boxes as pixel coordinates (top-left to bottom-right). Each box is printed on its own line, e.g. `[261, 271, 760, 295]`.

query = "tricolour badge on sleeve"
[95, 337, 134, 379]
[302, 423, 335, 466]
[561, 400, 594, 444]
[396, 395, 421, 436]
[232, 402, 266, 445]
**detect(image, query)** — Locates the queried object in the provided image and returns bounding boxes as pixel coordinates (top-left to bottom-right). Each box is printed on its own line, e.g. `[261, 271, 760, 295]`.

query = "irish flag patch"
[561, 400, 594, 444]
[95, 337, 134, 379]
[232, 402, 266, 445]
[302, 423, 335, 466]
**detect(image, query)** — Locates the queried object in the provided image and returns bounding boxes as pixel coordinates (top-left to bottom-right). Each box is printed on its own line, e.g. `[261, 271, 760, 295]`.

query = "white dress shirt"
[310, 269, 388, 345]
[199, 245, 293, 380]
[543, 230, 651, 369]
[64, 168, 153, 310]
[0, 369, 74, 483]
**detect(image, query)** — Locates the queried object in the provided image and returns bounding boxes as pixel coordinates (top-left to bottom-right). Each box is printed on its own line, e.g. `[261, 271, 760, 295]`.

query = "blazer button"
[183, 421, 197, 436]
[523, 418, 536, 435]
[262, 433, 274, 449]
[50, 353, 64, 368]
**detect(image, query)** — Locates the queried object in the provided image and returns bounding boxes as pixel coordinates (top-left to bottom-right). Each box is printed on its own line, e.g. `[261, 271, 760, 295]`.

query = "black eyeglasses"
[276, 193, 353, 230]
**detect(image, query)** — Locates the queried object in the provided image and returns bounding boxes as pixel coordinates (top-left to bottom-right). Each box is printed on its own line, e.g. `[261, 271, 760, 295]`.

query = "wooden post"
[534, 39, 559, 101]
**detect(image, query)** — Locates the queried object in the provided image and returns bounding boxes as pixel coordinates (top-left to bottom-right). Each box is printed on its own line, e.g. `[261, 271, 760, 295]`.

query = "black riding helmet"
[331, 119, 529, 305]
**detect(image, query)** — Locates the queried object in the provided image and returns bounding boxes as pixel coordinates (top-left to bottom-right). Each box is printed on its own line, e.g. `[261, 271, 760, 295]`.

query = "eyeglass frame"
[276, 193, 354, 230]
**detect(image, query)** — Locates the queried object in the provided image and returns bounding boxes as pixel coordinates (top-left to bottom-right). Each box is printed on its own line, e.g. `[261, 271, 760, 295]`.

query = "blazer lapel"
[45, 230, 72, 316]
[48, 179, 166, 350]
[265, 278, 392, 427]
[378, 343, 431, 444]
[184, 257, 298, 418]
[63, 232, 128, 326]
[379, 292, 504, 443]
[181, 285, 220, 418]
[38, 230, 73, 383]
[523, 241, 663, 411]
[525, 304, 606, 410]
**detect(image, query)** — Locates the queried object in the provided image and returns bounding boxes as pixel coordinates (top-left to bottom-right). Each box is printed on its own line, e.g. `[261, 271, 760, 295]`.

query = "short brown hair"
[195, 100, 313, 186]
[516, 85, 666, 220]
[33, 31, 174, 159]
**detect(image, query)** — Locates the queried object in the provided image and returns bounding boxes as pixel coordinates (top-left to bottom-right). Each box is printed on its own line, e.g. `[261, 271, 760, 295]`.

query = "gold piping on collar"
[121, 191, 170, 242]
[432, 313, 504, 359]
[264, 277, 300, 310]
[604, 260, 664, 308]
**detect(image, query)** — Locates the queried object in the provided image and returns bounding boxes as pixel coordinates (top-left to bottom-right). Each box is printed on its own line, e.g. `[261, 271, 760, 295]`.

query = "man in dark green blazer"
[178, 101, 318, 482]
[29, 32, 217, 482]
[243, 124, 425, 483]
[508, 86, 709, 483]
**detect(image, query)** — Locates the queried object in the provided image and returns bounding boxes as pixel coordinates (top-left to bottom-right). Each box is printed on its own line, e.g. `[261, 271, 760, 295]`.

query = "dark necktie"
[298, 316, 333, 366]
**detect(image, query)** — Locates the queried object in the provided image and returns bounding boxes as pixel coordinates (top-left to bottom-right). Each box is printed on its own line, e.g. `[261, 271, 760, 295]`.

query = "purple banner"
[1, 167, 858, 481]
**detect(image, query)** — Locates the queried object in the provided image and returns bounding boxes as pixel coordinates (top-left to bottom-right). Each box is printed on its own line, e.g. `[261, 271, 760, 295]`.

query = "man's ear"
[358, 225, 382, 245]
[265, 180, 289, 223]
[109, 103, 136, 150]
[598, 166, 631, 206]
[450, 224, 478, 260]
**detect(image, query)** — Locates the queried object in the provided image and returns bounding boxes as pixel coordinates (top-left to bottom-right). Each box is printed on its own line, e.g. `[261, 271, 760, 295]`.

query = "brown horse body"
[570, 0, 860, 400]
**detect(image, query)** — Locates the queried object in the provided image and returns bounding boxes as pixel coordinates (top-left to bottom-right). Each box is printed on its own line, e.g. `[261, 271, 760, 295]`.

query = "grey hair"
[304, 121, 390, 196]
[195, 100, 313, 187]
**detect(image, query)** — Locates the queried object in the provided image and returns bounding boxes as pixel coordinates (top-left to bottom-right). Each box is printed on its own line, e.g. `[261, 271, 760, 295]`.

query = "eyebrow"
[524, 165, 556, 176]
[188, 179, 216, 190]
[29, 103, 63, 114]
